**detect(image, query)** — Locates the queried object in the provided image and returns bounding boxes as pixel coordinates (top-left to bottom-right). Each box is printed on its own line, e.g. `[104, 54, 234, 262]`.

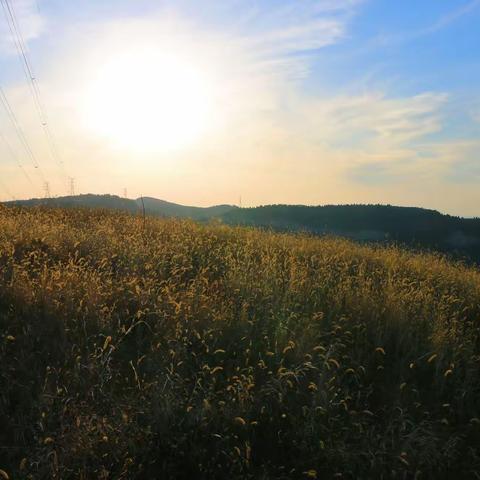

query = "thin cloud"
[0, 0, 45, 54]
[289, 91, 448, 153]
[471, 104, 480, 124]
[423, 0, 480, 35]
[244, 18, 345, 57]
[372, 0, 480, 47]
[229, 0, 363, 78]
[429, 140, 480, 183]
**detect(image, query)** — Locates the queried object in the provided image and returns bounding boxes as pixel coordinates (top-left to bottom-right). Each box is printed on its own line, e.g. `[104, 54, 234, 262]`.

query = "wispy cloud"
[423, 0, 480, 35]
[428, 140, 480, 183]
[289, 91, 448, 152]
[372, 0, 480, 47]
[228, 0, 363, 78]
[0, 0, 44, 54]
[245, 18, 345, 57]
[470, 103, 480, 124]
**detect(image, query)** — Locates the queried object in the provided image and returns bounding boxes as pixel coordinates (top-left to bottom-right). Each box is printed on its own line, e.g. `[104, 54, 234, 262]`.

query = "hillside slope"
[5, 194, 237, 221]
[4, 195, 480, 261]
[222, 204, 480, 262]
[1, 206, 479, 479]
[138, 196, 235, 220]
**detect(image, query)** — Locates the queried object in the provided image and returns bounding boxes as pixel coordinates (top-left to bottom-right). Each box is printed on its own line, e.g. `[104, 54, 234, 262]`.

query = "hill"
[4, 195, 480, 262]
[4, 194, 237, 221]
[221, 204, 480, 263]
[139, 196, 236, 220]
[1, 205, 479, 479]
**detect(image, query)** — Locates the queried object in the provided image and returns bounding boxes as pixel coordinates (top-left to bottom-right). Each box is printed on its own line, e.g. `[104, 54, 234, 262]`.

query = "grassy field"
[1, 206, 480, 479]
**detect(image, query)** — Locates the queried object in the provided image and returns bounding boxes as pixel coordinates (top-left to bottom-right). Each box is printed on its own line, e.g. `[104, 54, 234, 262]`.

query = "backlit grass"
[1, 205, 479, 479]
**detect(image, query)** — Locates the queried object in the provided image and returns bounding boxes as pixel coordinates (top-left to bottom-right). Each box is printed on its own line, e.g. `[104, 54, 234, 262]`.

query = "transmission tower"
[43, 181, 50, 198]
[69, 177, 75, 196]
[123, 188, 128, 198]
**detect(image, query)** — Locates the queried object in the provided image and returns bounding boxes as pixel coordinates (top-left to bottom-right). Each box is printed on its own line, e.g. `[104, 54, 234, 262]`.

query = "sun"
[83, 49, 214, 152]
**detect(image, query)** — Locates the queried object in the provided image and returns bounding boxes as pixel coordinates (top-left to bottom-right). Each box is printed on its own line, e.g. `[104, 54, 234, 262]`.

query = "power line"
[2, 0, 49, 125]
[0, 0, 44, 127]
[0, 0, 66, 182]
[0, 127, 37, 190]
[0, 178, 15, 200]
[0, 86, 46, 186]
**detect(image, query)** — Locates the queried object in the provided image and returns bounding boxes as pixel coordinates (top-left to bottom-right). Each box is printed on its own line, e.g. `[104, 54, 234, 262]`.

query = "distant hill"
[4, 195, 480, 263]
[6, 194, 137, 212]
[138, 196, 236, 220]
[221, 204, 480, 262]
[4, 194, 237, 221]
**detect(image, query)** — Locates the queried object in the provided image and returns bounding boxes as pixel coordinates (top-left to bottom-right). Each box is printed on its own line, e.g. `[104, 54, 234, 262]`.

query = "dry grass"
[0, 205, 479, 479]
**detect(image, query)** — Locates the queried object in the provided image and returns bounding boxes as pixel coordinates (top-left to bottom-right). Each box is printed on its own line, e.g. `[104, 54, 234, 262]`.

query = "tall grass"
[0, 205, 479, 479]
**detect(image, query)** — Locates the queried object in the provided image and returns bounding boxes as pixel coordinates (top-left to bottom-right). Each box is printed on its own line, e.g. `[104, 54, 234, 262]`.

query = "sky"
[0, 0, 479, 216]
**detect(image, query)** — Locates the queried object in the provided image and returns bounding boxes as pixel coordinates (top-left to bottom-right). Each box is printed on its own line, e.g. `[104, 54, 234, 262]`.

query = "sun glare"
[83, 50, 214, 152]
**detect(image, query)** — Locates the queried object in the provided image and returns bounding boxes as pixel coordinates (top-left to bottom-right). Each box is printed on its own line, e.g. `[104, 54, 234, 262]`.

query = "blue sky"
[0, 0, 479, 215]
[308, 1, 480, 92]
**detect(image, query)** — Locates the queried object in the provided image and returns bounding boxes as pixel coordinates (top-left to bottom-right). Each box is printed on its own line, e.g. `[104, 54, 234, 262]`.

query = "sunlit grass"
[0, 205, 479, 479]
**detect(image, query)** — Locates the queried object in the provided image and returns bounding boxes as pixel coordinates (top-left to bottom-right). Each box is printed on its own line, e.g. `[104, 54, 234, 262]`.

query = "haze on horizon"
[0, 0, 479, 217]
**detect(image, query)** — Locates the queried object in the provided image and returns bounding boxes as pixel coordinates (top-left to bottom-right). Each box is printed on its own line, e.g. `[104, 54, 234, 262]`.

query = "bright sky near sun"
[0, 0, 479, 216]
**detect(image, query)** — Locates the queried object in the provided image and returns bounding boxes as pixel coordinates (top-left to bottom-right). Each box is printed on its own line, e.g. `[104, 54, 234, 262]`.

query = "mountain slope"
[221, 204, 480, 262]
[4, 195, 480, 262]
[5, 194, 237, 220]
[6, 194, 137, 212]
[137, 196, 236, 220]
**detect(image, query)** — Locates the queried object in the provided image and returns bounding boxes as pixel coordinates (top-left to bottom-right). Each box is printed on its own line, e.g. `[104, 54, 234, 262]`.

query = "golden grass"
[0, 205, 479, 479]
